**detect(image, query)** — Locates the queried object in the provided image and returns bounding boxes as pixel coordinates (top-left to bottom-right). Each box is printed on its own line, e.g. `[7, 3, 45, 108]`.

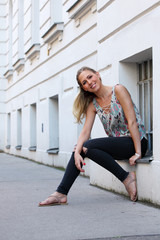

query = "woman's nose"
[87, 79, 92, 84]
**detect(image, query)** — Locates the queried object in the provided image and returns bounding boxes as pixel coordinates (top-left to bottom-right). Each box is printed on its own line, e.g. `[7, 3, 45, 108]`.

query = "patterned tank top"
[93, 85, 146, 139]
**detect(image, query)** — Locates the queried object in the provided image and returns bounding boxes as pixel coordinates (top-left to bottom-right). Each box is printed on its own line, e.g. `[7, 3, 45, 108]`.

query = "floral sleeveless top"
[93, 86, 146, 139]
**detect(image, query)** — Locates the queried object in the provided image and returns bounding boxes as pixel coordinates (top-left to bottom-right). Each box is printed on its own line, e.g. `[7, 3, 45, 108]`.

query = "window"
[25, 0, 40, 63]
[13, 0, 25, 73]
[119, 48, 152, 158]
[42, 0, 63, 47]
[50, 0, 62, 24]
[16, 109, 22, 150]
[138, 60, 153, 155]
[47, 96, 59, 154]
[18, 0, 24, 59]
[31, 0, 39, 44]
[29, 103, 37, 151]
[8, 0, 13, 69]
[6, 113, 11, 149]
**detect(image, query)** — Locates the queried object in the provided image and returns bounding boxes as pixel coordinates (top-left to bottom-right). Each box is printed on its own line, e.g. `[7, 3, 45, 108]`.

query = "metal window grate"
[138, 60, 153, 155]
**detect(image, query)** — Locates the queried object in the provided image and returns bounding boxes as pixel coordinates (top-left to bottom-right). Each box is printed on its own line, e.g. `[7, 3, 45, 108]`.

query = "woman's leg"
[39, 137, 147, 205]
[56, 137, 135, 195]
[56, 152, 84, 195]
[82, 137, 132, 181]
[83, 136, 147, 160]
[82, 137, 147, 201]
[82, 137, 147, 181]
[39, 152, 83, 206]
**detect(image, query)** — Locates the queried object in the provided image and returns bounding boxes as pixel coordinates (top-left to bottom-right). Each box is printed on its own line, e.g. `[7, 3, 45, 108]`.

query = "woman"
[39, 66, 148, 206]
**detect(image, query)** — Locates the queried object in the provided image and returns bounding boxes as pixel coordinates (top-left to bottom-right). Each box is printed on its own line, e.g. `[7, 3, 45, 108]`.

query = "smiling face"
[78, 70, 101, 93]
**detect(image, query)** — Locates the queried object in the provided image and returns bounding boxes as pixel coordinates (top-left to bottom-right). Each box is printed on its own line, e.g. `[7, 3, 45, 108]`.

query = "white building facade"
[0, 0, 160, 205]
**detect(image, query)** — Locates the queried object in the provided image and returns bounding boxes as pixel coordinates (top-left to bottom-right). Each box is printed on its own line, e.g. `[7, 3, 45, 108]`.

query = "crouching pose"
[39, 66, 148, 206]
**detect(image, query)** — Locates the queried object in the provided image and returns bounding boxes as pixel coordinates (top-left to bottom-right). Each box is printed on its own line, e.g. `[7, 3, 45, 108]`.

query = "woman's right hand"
[74, 152, 85, 172]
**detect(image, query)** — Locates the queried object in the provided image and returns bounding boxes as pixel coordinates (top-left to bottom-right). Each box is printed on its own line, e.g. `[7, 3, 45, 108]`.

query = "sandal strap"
[48, 194, 65, 204]
[126, 178, 135, 188]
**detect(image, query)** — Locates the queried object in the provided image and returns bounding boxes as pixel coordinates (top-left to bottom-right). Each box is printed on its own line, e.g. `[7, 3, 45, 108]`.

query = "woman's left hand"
[129, 154, 141, 166]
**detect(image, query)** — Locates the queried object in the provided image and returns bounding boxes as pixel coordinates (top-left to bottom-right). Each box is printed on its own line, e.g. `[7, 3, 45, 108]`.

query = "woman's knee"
[83, 140, 90, 148]
[82, 146, 88, 154]
[83, 141, 91, 155]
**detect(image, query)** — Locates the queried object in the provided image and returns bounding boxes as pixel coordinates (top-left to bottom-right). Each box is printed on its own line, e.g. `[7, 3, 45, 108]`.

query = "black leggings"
[56, 137, 148, 195]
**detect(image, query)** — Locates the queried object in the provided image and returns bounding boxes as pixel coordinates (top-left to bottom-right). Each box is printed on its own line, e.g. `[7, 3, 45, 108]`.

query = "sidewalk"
[0, 153, 160, 240]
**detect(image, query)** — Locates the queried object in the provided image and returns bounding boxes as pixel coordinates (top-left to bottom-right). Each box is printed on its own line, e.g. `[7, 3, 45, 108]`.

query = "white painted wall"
[0, 0, 7, 150]
[0, 0, 160, 205]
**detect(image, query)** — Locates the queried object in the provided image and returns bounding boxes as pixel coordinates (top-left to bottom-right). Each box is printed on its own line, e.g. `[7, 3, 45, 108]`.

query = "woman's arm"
[115, 84, 141, 166]
[74, 102, 96, 172]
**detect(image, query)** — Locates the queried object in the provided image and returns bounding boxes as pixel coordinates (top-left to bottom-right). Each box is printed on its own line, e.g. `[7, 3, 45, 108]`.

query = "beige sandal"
[39, 194, 68, 207]
[123, 172, 138, 202]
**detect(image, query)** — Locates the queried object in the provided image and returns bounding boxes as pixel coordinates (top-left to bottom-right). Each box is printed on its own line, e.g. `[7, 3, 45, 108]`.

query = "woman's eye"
[83, 81, 87, 85]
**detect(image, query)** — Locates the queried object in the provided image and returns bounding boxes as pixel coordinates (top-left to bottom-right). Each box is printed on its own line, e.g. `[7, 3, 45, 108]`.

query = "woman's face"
[78, 70, 101, 93]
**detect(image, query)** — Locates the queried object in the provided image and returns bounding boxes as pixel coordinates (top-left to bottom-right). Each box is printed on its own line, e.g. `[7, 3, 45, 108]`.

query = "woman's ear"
[96, 72, 100, 78]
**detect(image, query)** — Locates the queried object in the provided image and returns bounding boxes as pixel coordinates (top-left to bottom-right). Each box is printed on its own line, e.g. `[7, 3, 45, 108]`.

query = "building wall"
[0, 0, 7, 151]
[1, 0, 160, 205]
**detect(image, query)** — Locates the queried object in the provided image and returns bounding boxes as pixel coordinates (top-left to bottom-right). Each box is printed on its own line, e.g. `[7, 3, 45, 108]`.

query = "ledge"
[122, 155, 153, 164]
[46, 148, 59, 154]
[4, 69, 13, 80]
[67, 0, 96, 20]
[15, 145, 22, 150]
[66, 0, 79, 12]
[42, 22, 64, 44]
[5, 145, 11, 149]
[136, 155, 153, 163]
[28, 146, 36, 151]
[25, 44, 40, 63]
[13, 58, 25, 73]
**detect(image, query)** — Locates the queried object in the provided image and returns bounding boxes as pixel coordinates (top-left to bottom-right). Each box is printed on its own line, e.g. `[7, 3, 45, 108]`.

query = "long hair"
[72, 67, 97, 123]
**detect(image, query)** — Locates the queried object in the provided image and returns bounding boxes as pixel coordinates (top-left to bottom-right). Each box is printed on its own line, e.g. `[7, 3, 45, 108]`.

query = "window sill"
[15, 145, 22, 150]
[67, 0, 96, 20]
[42, 22, 64, 44]
[28, 146, 36, 151]
[66, 0, 79, 12]
[25, 44, 40, 63]
[136, 155, 153, 163]
[13, 58, 25, 73]
[5, 145, 11, 149]
[47, 148, 59, 154]
[122, 155, 153, 164]
[4, 69, 13, 80]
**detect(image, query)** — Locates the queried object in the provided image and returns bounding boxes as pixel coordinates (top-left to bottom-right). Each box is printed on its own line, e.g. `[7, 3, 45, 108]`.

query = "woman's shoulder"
[114, 84, 126, 92]
[114, 84, 132, 104]
[87, 101, 97, 112]
[114, 84, 130, 97]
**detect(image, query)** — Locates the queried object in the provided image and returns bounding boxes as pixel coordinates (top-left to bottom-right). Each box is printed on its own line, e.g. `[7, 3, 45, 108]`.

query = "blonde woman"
[39, 67, 147, 206]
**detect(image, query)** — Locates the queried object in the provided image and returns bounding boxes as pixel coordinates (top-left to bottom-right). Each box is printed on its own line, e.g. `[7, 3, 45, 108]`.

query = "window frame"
[137, 59, 153, 155]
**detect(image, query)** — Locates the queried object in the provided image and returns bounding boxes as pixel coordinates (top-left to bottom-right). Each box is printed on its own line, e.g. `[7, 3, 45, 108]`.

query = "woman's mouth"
[90, 83, 96, 89]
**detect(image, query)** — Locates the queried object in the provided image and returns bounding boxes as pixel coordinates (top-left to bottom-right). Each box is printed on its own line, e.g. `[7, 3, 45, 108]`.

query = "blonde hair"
[72, 67, 96, 123]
